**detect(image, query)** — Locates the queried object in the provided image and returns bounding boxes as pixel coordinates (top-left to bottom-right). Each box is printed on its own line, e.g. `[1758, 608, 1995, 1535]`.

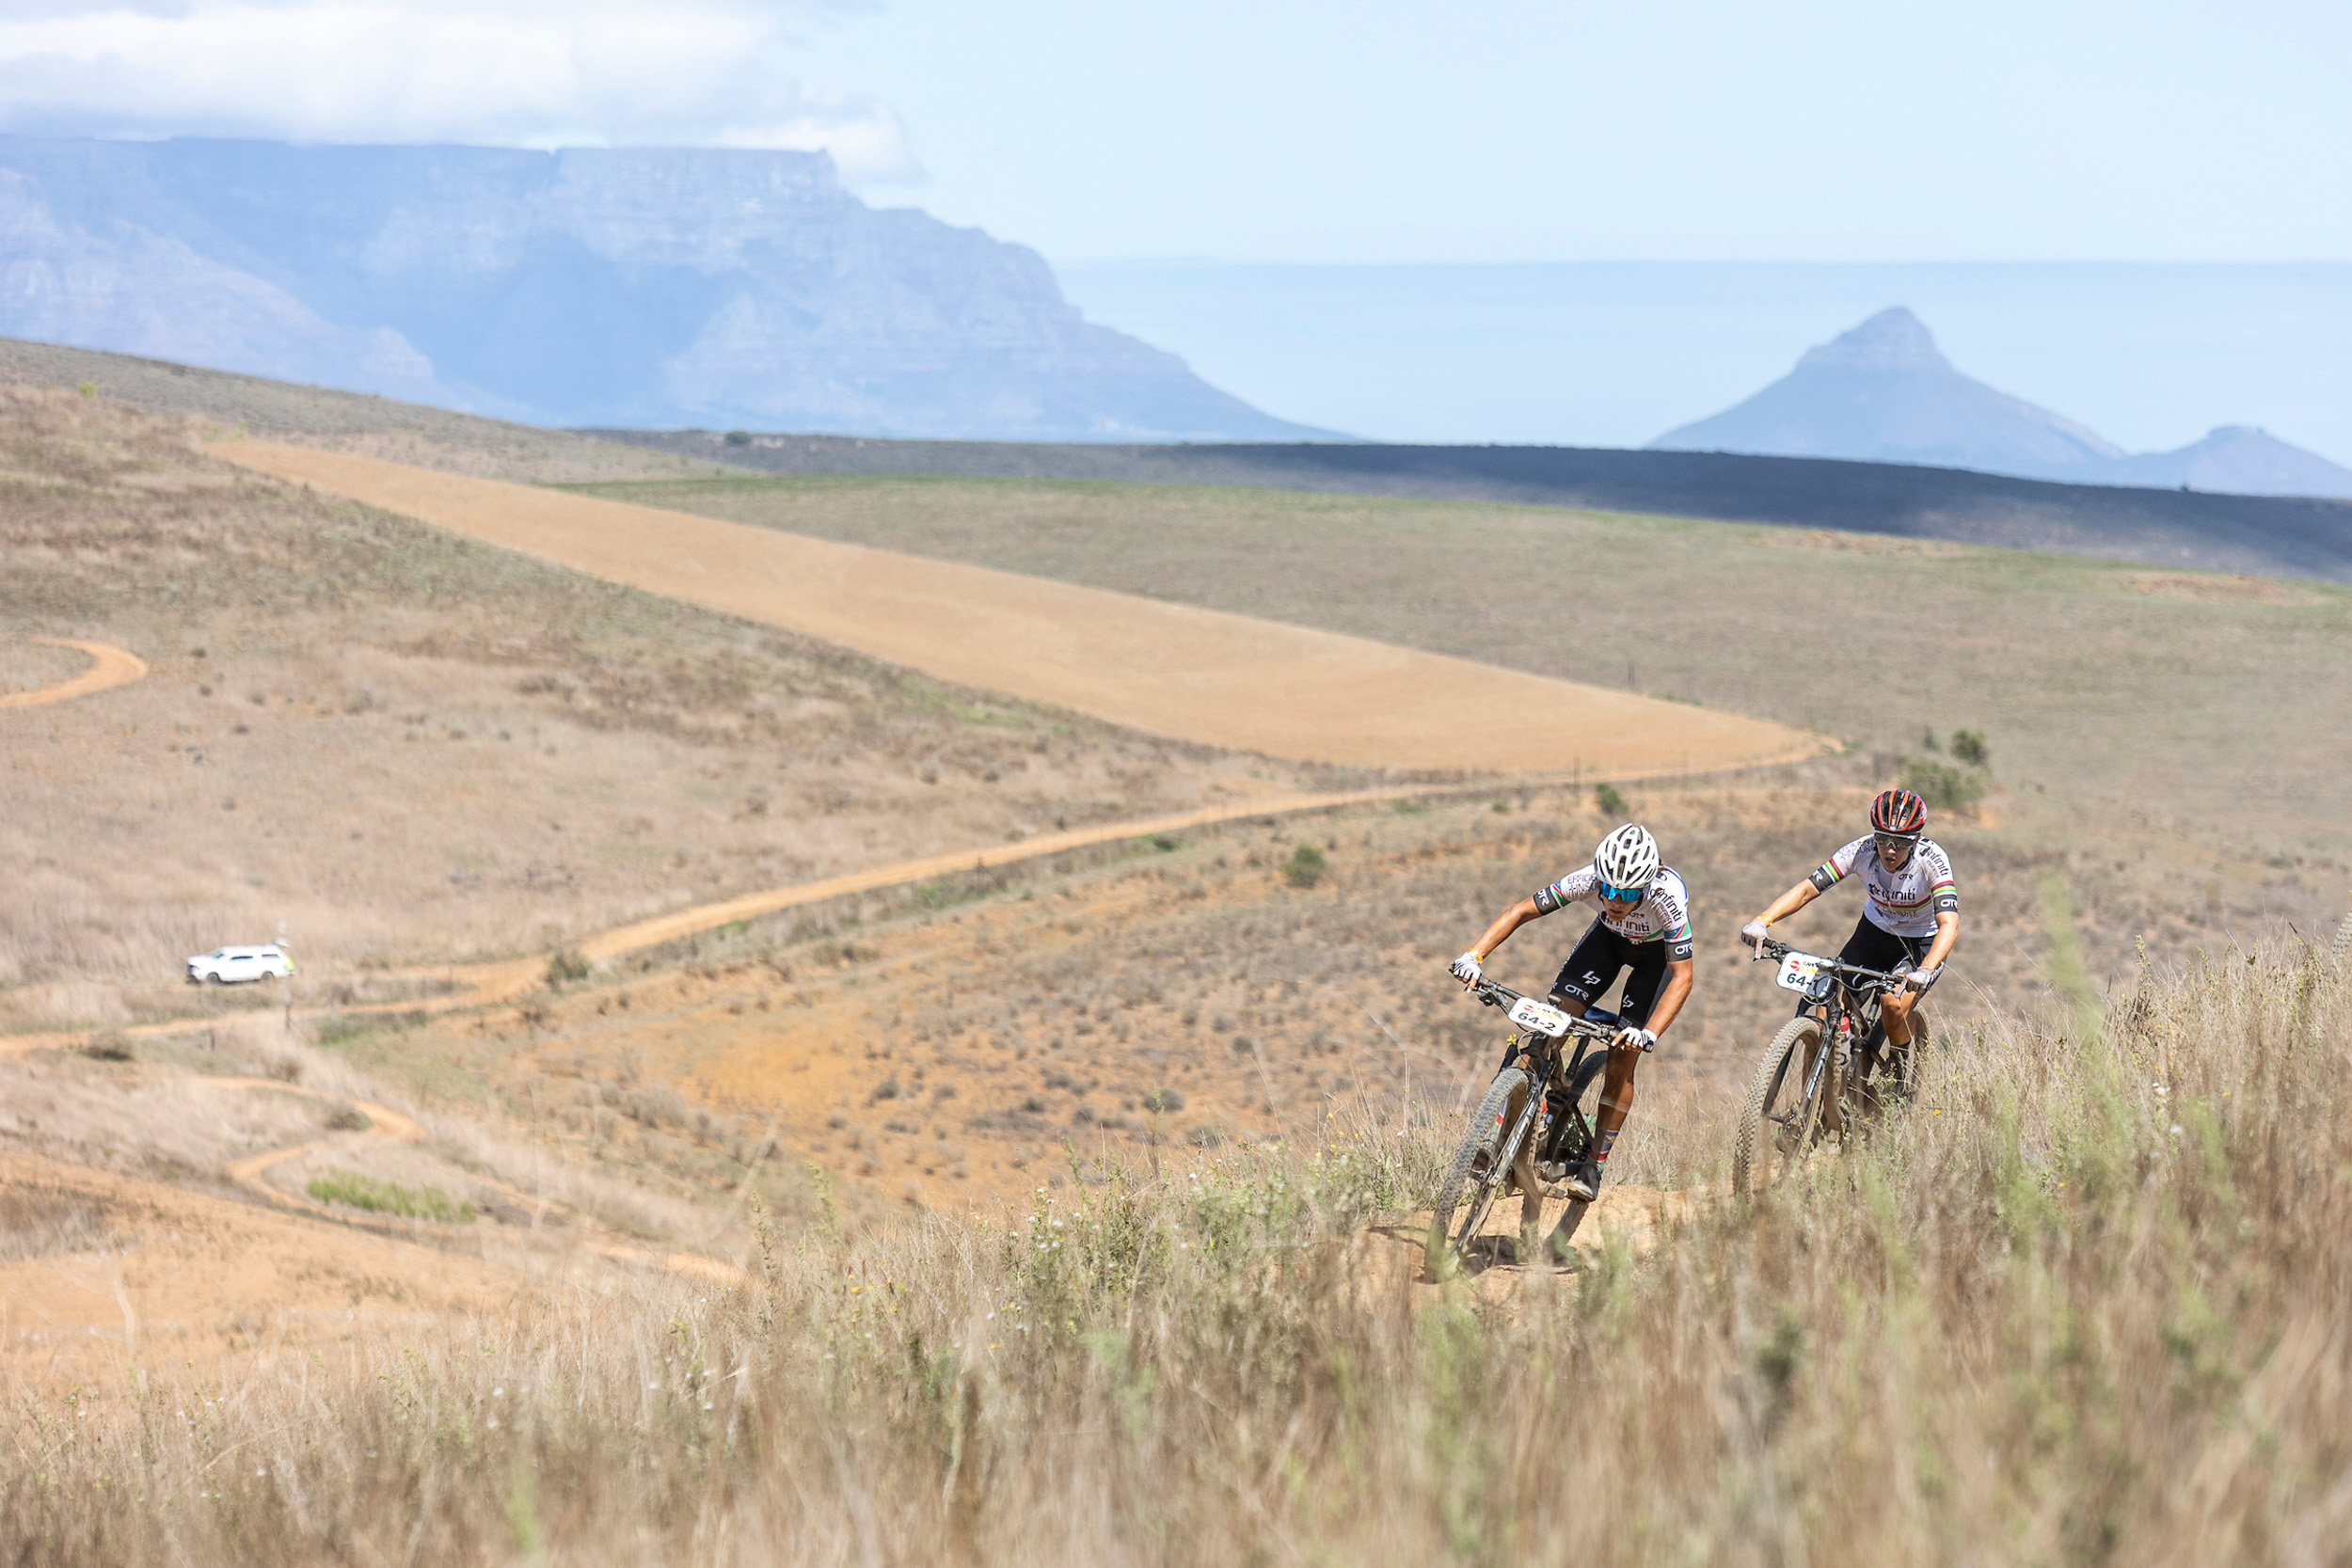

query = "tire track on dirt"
[0, 637, 147, 710]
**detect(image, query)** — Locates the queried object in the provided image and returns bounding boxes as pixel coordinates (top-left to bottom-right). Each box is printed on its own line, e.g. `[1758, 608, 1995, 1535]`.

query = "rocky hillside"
[0, 136, 1332, 442]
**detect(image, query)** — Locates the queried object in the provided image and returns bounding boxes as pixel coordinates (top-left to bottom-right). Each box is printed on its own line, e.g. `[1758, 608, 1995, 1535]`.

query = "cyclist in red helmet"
[1740, 788, 1958, 1066]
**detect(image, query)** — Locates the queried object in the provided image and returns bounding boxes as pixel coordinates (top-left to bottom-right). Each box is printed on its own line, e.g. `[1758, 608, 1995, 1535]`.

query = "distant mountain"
[2106, 425, 2352, 499]
[1652, 307, 2352, 499]
[0, 136, 1335, 442]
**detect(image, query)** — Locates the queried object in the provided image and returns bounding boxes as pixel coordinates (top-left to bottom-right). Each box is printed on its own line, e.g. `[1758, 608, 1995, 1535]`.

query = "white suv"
[186, 943, 294, 985]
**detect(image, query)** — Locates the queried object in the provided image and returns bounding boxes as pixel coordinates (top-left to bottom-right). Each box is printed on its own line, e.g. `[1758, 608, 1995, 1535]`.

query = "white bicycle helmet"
[1593, 823, 1660, 891]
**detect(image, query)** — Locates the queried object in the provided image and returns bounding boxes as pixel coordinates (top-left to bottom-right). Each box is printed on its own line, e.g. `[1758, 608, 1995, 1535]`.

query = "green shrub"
[1283, 844, 1327, 888]
[1142, 1087, 1186, 1114]
[305, 1170, 473, 1222]
[1593, 783, 1628, 816]
[723, 429, 753, 446]
[1949, 728, 1990, 768]
[1900, 756, 1987, 814]
[547, 948, 592, 984]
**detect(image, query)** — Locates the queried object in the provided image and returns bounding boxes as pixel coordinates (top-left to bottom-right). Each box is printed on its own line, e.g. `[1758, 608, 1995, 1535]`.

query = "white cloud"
[0, 0, 919, 183]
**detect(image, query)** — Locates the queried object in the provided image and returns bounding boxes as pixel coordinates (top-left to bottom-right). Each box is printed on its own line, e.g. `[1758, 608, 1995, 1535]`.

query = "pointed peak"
[1796, 307, 1950, 373]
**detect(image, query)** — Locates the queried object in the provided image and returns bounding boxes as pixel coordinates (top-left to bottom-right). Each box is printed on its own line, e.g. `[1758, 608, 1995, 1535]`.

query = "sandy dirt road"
[0, 782, 1477, 1062]
[0, 637, 147, 710]
[209, 441, 1821, 776]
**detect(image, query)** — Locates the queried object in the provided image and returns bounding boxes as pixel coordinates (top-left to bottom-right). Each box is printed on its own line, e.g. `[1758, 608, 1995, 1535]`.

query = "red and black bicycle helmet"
[1870, 788, 1927, 835]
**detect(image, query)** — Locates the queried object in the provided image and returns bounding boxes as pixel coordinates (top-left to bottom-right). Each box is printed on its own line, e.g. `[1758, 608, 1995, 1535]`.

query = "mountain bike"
[1430, 977, 1626, 1272]
[1731, 938, 1926, 1195]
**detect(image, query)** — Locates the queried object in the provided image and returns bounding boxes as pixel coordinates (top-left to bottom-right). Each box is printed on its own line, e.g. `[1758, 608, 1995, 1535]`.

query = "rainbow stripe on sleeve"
[1817, 857, 1847, 884]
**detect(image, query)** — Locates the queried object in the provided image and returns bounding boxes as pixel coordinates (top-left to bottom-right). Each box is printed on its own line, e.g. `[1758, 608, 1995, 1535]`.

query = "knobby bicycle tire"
[1431, 1067, 1534, 1271]
[1733, 1016, 1827, 1196]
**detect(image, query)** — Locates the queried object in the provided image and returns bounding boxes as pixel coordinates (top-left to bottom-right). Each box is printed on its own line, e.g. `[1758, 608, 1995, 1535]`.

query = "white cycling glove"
[1740, 919, 1769, 949]
[1615, 1025, 1657, 1053]
[1904, 964, 1941, 993]
[1450, 951, 1484, 985]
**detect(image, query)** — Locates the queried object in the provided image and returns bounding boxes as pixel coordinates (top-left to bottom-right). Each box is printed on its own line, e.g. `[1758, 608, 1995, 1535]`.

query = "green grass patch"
[306, 1170, 475, 1222]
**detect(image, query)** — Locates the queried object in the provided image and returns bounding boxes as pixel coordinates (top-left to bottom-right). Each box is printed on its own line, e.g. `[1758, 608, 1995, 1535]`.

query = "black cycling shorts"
[1549, 918, 1672, 1027]
[1838, 913, 1930, 975]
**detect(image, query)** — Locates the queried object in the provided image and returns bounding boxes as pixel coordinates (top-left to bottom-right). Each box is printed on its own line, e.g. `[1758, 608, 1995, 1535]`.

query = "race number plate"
[1507, 996, 1572, 1037]
[1774, 953, 1822, 993]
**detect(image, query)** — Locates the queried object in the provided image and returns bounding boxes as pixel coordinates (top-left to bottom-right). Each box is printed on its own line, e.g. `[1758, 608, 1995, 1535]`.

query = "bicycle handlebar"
[1753, 937, 1906, 990]
[1464, 977, 1620, 1040]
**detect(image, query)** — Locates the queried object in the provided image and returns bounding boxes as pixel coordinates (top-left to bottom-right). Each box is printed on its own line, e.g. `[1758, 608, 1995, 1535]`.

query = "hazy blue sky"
[5, 0, 2348, 263]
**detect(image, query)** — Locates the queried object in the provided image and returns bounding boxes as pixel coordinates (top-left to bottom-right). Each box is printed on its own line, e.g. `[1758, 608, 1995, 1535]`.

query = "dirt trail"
[208, 440, 1822, 776]
[0, 781, 1539, 1061]
[190, 1075, 750, 1286]
[1350, 1182, 1708, 1312]
[0, 637, 147, 710]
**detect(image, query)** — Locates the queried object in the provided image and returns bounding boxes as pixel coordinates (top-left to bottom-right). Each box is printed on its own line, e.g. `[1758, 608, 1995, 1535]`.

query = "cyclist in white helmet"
[1451, 823, 1694, 1202]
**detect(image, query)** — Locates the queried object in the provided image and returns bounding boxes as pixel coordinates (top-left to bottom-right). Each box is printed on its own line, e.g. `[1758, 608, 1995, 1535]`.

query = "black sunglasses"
[1873, 832, 1919, 851]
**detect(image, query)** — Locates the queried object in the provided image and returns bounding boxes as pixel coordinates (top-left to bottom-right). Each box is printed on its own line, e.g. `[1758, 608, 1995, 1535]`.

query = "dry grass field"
[7, 942, 2346, 1564]
[0, 387, 1351, 1021]
[8, 365, 2352, 1562]
[574, 475, 2352, 863]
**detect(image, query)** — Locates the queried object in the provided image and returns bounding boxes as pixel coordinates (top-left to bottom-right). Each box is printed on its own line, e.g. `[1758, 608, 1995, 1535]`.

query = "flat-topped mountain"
[0, 136, 1333, 442]
[1654, 307, 2352, 498]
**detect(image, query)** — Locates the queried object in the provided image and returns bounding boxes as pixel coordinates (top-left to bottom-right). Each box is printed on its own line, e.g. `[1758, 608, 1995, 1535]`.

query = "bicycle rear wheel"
[1431, 1067, 1534, 1272]
[1733, 1016, 1829, 1196]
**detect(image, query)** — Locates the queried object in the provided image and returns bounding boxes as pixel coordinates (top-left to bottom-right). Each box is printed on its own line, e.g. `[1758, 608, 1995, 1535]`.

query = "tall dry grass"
[8, 937, 2346, 1563]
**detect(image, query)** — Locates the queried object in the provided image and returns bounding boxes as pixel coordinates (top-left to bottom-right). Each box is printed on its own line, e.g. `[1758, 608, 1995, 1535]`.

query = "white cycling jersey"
[1810, 836, 1959, 940]
[1534, 865, 1694, 960]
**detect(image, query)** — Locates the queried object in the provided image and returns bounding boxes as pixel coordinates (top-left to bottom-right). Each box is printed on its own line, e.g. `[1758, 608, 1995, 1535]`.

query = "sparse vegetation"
[8, 945, 2346, 1561]
[1901, 753, 1988, 814]
[592, 472, 2352, 862]
[1950, 726, 1990, 768]
[1593, 781, 1628, 816]
[1282, 843, 1327, 887]
[547, 948, 593, 985]
[305, 1168, 474, 1222]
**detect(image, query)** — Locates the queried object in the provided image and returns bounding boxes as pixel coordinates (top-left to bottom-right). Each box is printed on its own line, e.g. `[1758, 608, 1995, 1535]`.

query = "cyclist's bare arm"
[1916, 909, 1960, 975]
[1753, 878, 1823, 930]
[1457, 895, 1544, 986]
[1643, 958, 1695, 1039]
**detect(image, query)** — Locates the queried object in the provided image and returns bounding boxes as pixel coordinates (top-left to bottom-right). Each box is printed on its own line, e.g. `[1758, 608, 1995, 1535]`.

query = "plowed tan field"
[208, 441, 1820, 777]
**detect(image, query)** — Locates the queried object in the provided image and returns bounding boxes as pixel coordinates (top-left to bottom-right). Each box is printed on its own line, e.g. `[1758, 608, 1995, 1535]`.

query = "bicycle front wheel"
[1431, 1067, 1534, 1272]
[1733, 1016, 1828, 1196]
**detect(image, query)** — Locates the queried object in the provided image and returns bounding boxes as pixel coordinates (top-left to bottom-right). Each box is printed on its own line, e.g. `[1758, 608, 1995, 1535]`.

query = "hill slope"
[0, 137, 1332, 442]
[595, 426, 2352, 584]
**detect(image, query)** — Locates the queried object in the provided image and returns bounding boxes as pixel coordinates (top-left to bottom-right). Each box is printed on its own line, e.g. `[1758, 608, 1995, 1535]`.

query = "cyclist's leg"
[1590, 938, 1666, 1157]
[1547, 917, 1621, 1014]
[1839, 915, 1923, 1047]
[1558, 930, 1655, 1192]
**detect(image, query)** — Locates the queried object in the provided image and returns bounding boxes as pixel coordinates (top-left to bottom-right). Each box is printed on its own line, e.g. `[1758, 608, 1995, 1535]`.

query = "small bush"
[1142, 1087, 1186, 1114]
[1283, 844, 1327, 888]
[1594, 783, 1628, 816]
[723, 429, 753, 446]
[872, 1078, 901, 1101]
[324, 1105, 373, 1132]
[305, 1170, 473, 1222]
[1949, 728, 1990, 768]
[80, 1031, 134, 1063]
[1901, 756, 1987, 815]
[547, 948, 592, 984]
[1151, 833, 1182, 852]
